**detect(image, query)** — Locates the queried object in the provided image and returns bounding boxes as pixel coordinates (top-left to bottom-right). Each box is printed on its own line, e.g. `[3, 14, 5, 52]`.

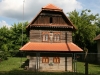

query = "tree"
[10, 22, 29, 56]
[68, 9, 99, 52]
[0, 22, 29, 59]
[95, 17, 100, 35]
[0, 26, 11, 60]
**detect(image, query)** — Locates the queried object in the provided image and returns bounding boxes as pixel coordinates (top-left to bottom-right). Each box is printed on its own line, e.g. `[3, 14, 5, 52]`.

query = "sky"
[0, 0, 100, 28]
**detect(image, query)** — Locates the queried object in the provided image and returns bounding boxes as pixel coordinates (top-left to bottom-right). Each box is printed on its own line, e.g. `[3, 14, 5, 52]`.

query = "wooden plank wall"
[61, 31, 72, 42]
[53, 16, 66, 25]
[30, 30, 41, 42]
[33, 15, 67, 25]
[29, 56, 72, 72]
[67, 31, 72, 42]
[30, 30, 72, 42]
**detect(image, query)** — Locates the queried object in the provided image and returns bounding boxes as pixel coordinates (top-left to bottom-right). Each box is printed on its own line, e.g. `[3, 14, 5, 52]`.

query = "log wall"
[29, 56, 72, 72]
[30, 30, 72, 42]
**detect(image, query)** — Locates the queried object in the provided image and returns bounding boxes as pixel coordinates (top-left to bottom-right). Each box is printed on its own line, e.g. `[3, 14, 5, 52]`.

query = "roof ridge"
[42, 3, 62, 10]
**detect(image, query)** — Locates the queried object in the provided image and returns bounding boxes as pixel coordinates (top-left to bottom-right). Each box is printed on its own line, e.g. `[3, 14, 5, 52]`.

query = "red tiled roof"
[42, 3, 62, 11]
[20, 42, 83, 52]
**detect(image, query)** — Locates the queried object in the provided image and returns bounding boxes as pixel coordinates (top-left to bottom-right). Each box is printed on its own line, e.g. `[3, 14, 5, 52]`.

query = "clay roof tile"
[42, 3, 62, 11]
[20, 42, 83, 52]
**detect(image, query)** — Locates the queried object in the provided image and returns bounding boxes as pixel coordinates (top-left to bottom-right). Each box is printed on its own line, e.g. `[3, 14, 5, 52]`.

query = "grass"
[76, 62, 100, 75]
[0, 57, 100, 75]
[0, 57, 26, 71]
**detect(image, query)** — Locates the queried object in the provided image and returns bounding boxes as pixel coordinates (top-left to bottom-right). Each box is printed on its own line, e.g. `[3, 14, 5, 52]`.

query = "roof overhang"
[93, 34, 100, 40]
[20, 42, 83, 52]
[30, 24, 73, 29]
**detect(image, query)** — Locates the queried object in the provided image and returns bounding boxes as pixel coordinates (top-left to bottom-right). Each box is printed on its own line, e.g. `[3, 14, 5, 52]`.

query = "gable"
[27, 4, 76, 30]
[33, 11, 70, 25]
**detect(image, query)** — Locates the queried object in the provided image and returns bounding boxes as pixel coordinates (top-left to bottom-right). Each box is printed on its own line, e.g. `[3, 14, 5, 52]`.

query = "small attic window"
[50, 17, 53, 23]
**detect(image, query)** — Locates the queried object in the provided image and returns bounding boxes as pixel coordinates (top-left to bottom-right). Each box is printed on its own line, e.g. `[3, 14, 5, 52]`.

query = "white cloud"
[0, 0, 82, 22]
[0, 20, 11, 28]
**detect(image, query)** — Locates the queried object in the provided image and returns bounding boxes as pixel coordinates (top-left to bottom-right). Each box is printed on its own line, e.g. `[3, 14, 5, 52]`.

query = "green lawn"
[76, 62, 100, 75]
[0, 57, 26, 71]
[0, 57, 100, 75]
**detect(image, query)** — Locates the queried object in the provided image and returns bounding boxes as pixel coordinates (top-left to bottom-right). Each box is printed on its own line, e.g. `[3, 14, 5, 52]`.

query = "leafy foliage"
[68, 9, 99, 52]
[0, 22, 29, 60]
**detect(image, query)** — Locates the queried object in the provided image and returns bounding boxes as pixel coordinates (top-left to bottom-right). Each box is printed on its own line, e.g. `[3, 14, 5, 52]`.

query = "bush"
[0, 51, 8, 61]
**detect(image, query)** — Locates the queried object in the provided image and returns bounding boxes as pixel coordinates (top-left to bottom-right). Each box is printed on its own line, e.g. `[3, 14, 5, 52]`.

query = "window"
[53, 33, 60, 42]
[53, 57, 60, 63]
[42, 57, 49, 63]
[50, 17, 53, 23]
[42, 32, 61, 42]
[42, 33, 49, 42]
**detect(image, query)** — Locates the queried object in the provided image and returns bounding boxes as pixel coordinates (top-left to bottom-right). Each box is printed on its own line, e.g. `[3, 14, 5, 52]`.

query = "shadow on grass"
[0, 69, 86, 75]
[21, 59, 29, 68]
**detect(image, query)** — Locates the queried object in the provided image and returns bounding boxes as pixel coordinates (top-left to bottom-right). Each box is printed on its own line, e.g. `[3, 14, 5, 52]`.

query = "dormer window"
[50, 17, 53, 23]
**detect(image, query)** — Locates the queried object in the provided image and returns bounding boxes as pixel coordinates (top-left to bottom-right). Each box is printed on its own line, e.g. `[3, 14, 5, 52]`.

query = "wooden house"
[94, 34, 100, 62]
[20, 4, 83, 72]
